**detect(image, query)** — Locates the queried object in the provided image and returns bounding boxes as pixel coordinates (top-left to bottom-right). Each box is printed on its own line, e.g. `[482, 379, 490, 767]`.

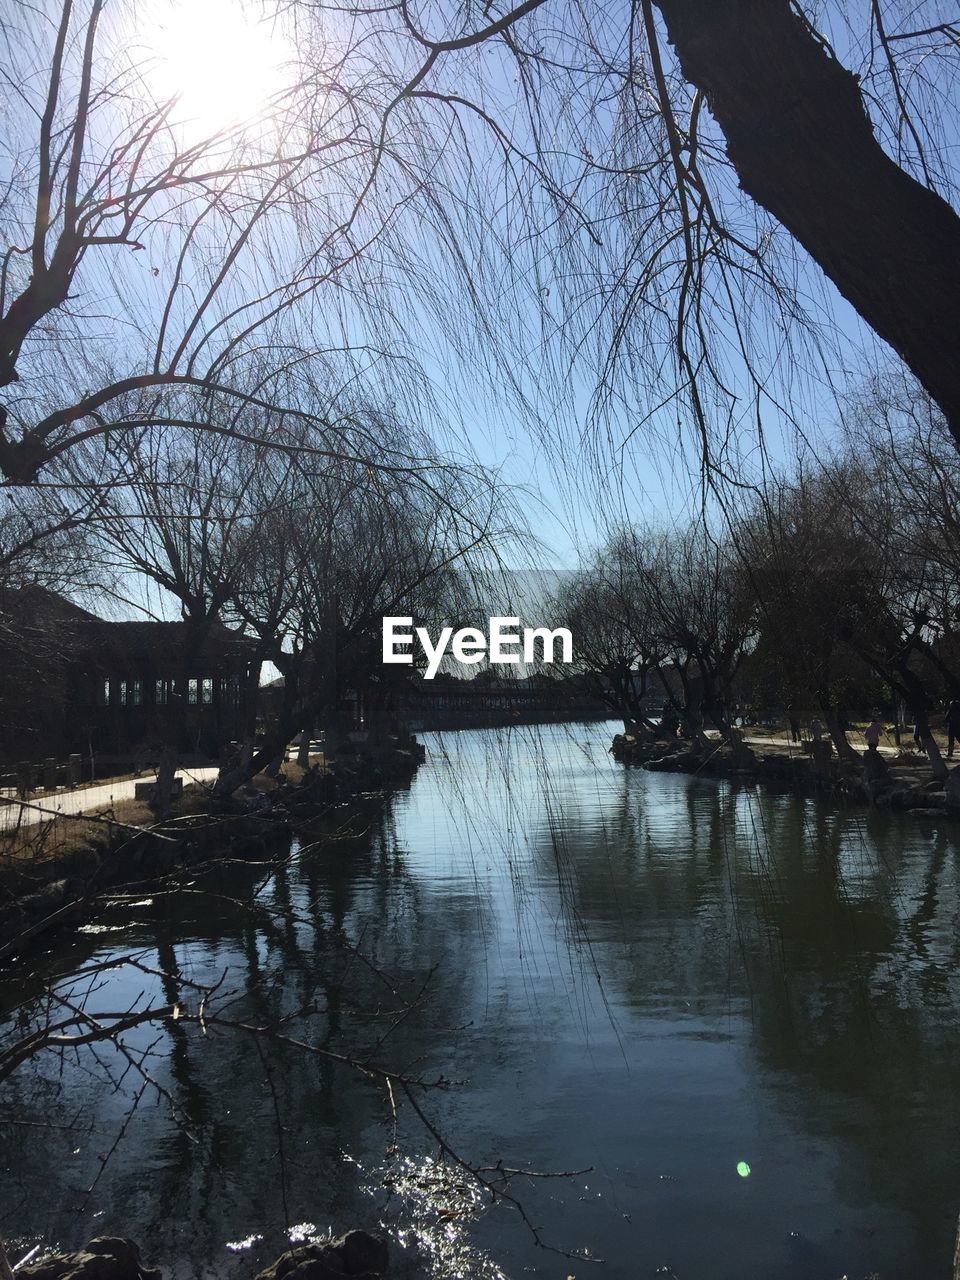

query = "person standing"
[788, 705, 801, 744]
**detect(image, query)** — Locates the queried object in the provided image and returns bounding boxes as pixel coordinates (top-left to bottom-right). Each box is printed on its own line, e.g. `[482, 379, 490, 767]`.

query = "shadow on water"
[2, 723, 960, 1279]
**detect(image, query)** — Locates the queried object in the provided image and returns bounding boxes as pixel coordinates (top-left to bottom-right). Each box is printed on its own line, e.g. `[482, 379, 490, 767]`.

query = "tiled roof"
[1, 586, 257, 672]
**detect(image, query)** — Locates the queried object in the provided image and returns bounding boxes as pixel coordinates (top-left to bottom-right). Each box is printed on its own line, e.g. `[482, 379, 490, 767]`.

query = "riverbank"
[611, 730, 960, 817]
[12, 1228, 391, 1279]
[0, 738, 426, 964]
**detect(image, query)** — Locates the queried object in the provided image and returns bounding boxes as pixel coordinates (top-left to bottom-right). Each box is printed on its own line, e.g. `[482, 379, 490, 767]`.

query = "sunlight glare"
[147, 0, 292, 134]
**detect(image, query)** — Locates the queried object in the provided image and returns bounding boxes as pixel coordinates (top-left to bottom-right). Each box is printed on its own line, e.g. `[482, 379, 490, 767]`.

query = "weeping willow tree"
[0, 0, 520, 491]
[5, 0, 958, 505]
[265, 0, 960, 484]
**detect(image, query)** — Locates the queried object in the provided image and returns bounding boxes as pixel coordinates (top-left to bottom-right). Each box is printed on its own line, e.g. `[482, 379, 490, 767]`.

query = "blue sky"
[2, 0, 927, 622]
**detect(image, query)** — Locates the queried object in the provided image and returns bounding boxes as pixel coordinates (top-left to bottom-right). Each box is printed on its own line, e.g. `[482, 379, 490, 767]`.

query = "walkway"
[0, 767, 220, 832]
[739, 733, 899, 756]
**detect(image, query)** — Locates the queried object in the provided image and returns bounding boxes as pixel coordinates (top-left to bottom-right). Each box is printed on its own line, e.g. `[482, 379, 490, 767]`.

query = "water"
[3, 722, 960, 1278]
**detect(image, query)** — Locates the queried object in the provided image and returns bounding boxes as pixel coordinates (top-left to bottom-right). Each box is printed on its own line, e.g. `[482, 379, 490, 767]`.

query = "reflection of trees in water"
[0, 798, 495, 1275]
[8, 726, 960, 1275]
[530, 767, 960, 1265]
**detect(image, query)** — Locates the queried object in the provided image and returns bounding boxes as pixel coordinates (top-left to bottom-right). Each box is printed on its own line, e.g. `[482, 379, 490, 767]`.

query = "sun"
[146, 0, 293, 135]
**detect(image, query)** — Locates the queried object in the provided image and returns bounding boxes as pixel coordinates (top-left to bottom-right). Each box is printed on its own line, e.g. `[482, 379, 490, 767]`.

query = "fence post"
[16, 763, 32, 799]
[43, 758, 57, 791]
[68, 754, 82, 788]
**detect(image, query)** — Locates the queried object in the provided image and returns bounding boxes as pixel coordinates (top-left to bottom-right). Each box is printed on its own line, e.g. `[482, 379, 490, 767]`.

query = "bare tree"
[631, 524, 756, 745]
[0, 0, 507, 491]
[216, 412, 517, 791]
[288, 0, 960, 473]
[832, 386, 960, 775]
[736, 468, 874, 762]
[4, 0, 960, 512]
[642, 1, 960, 444]
[736, 422, 960, 775]
[551, 521, 755, 746]
[553, 540, 665, 729]
[846, 379, 960, 694]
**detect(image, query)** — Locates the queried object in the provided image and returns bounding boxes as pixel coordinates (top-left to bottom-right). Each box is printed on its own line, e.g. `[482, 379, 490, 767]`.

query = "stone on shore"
[256, 1230, 389, 1279]
[18, 1238, 161, 1280]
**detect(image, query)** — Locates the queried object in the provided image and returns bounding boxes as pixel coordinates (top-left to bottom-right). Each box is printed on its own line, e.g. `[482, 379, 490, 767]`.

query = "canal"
[2, 722, 960, 1278]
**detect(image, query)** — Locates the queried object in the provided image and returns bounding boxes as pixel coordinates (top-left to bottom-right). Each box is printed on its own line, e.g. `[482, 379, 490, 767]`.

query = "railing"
[0, 755, 88, 798]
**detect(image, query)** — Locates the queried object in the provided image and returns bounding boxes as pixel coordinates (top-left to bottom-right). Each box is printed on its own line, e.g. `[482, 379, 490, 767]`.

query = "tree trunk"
[151, 617, 212, 815]
[818, 691, 858, 762]
[888, 662, 949, 780]
[214, 729, 291, 796]
[653, 0, 960, 445]
[214, 678, 312, 796]
[911, 703, 948, 782]
[150, 744, 179, 818]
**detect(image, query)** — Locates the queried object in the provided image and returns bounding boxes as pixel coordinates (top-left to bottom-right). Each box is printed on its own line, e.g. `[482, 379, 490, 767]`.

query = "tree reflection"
[530, 763, 960, 1272]
[0, 797, 497, 1274]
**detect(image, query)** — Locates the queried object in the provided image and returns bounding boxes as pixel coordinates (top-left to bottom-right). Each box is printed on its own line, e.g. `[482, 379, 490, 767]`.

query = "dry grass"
[0, 787, 210, 865]
[252, 756, 327, 791]
[0, 759, 323, 865]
